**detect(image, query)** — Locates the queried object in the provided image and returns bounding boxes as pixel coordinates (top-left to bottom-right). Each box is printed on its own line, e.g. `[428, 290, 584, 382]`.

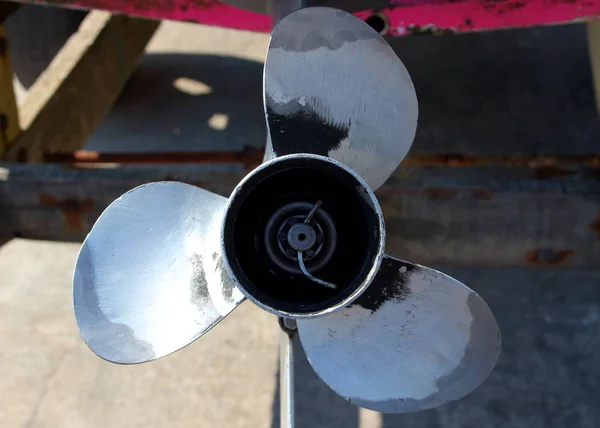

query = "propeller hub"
[263, 201, 337, 275]
[221, 154, 385, 318]
[287, 223, 316, 252]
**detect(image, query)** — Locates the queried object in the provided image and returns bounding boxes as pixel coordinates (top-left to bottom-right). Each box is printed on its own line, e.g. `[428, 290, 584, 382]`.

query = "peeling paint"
[396, 24, 457, 36]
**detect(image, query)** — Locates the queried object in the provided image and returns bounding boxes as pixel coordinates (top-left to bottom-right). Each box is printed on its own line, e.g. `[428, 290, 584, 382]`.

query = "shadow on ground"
[85, 53, 266, 152]
[391, 23, 598, 155]
[87, 23, 599, 156]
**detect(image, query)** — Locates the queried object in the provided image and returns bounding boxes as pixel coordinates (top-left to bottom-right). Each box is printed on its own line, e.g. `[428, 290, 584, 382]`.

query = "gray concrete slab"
[0, 239, 281, 428]
[2, 238, 599, 428]
[85, 22, 269, 153]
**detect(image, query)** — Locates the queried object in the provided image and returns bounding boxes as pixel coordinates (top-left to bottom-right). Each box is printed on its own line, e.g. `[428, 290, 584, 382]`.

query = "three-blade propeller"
[73, 7, 500, 413]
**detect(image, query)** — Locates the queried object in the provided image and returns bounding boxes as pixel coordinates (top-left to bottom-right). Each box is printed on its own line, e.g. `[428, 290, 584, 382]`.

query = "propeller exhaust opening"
[222, 154, 385, 318]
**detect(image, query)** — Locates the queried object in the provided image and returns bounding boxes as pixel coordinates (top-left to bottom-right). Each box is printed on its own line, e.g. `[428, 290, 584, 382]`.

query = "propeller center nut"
[287, 223, 317, 251]
[264, 201, 336, 275]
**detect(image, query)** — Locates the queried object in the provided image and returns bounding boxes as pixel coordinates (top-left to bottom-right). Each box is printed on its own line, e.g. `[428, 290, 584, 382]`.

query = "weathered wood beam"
[3, 11, 159, 162]
[1, 163, 599, 269]
[0, 25, 19, 157]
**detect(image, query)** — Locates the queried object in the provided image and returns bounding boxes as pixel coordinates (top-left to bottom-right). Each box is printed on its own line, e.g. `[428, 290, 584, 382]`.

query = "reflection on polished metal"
[73, 182, 245, 364]
[73, 6, 500, 422]
[263, 7, 418, 190]
[297, 255, 501, 412]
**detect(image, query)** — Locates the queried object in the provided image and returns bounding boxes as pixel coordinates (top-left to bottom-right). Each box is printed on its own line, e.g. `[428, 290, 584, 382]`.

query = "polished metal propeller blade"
[263, 7, 418, 190]
[73, 182, 245, 364]
[297, 255, 501, 413]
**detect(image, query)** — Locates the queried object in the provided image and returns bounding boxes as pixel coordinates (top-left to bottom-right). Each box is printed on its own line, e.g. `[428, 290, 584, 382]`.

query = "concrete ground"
[2, 16, 600, 428]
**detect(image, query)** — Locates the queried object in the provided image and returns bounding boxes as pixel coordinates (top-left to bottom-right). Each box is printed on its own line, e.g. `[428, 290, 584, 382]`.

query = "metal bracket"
[278, 317, 297, 428]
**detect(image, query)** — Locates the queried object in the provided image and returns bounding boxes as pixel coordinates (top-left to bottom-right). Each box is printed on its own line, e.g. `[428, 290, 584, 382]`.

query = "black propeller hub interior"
[264, 201, 337, 275]
[222, 154, 385, 317]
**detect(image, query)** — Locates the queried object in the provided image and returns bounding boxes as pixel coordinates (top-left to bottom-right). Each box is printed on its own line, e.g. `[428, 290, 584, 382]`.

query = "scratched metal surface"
[263, 7, 418, 191]
[271, 266, 600, 428]
[8, 0, 600, 35]
[298, 255, 500, 413]
[73, 181, 246, 364]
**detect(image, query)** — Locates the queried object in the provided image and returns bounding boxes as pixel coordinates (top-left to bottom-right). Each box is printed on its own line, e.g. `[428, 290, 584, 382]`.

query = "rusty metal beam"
[43, 149, 600, 175]
[403, 153, 600, 168]
[1, 162, 599, 269]
[43, 147, 264, 170]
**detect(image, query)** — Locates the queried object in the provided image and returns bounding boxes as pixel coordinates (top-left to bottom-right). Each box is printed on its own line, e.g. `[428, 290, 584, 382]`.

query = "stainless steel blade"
[297, 255, 501, 413]
[263, 7, 418, 190]
[73, 181, 245, 364]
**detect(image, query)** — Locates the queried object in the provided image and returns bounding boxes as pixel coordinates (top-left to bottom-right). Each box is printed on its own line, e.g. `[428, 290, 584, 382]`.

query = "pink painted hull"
[12, 0, 600, 35]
